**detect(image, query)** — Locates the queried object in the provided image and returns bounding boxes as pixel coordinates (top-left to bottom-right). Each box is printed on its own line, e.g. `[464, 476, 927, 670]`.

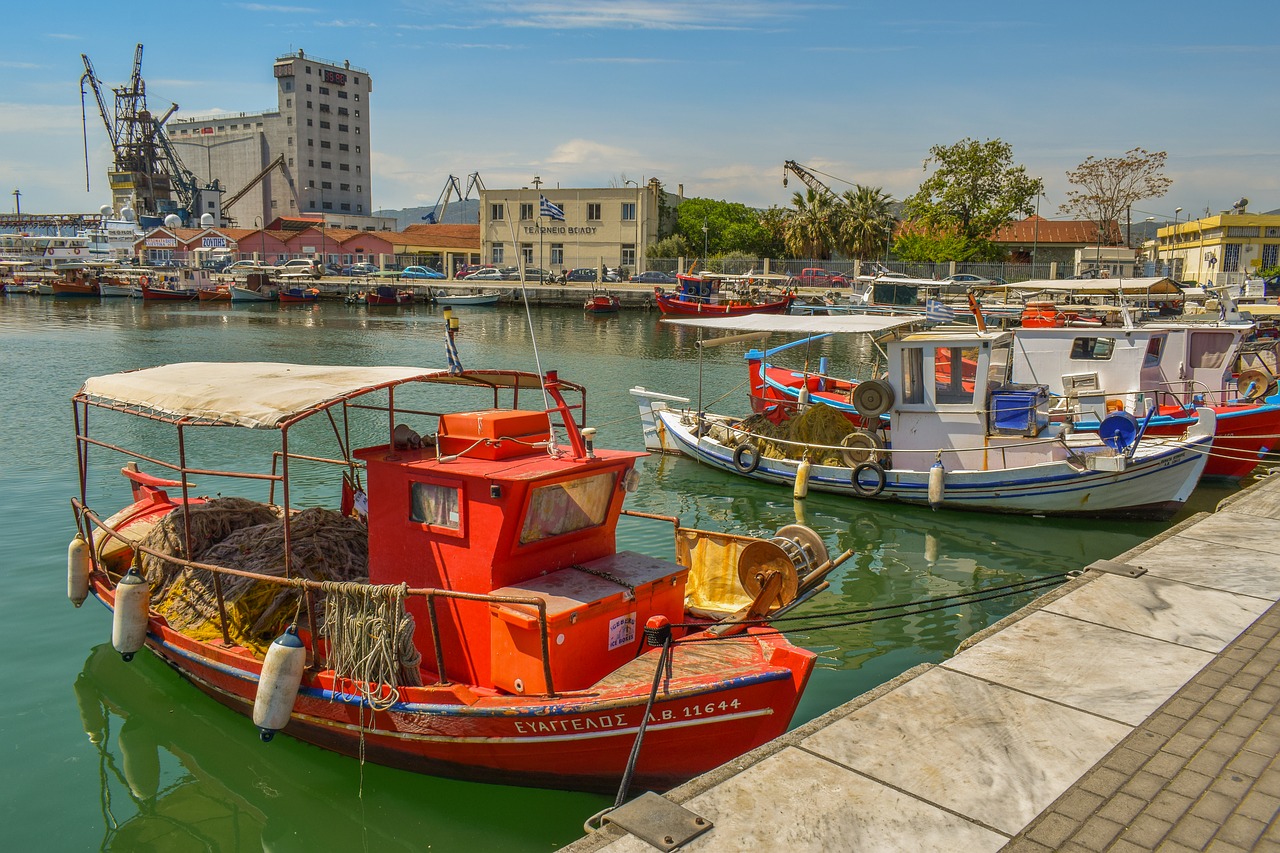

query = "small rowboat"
[279, 286, 320, 303]
[434, 289, 504, 306]
[197, 285, 231, 302]
[584, 291, 621, 314]
[141, 282, 199, 301]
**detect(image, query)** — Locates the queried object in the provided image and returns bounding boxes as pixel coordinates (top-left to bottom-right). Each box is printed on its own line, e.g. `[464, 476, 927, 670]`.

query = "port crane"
[421, 172, 486, 223]
[80, 44, 221, 224]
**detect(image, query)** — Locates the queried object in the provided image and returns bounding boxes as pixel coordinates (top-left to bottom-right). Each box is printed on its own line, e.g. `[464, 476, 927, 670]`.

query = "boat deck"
[565, 473, 1280, 852]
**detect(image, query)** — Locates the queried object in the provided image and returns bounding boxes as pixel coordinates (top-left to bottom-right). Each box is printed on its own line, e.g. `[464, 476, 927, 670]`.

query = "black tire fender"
[732, 442, 761, 473]
[851, 461, 886, 497]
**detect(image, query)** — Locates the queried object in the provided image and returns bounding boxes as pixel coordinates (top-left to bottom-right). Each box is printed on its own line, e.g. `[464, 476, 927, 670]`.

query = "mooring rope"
[321, 581, 423, 712]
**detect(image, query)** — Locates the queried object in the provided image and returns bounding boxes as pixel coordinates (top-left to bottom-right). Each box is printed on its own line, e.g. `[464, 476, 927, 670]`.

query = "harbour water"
[0, 295, 1241, 851]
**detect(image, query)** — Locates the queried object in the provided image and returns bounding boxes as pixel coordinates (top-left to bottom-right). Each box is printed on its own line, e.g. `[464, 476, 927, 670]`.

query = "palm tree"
[837, 185, 895, 260]
[784, 189, 835, 259]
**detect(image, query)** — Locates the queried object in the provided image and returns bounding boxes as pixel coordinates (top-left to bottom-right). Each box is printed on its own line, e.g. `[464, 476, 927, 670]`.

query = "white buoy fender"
[253, 626, 307, 742]
[924, 531, 939, 565]
[927, 460, 946, 510]
[68, 533, 90, 607]
[794, 457, 812, 500]
[111, 567, 150, 661]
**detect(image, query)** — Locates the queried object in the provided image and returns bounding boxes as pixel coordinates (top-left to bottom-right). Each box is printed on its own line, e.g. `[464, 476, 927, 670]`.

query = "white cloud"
[547, 139, 636, 166]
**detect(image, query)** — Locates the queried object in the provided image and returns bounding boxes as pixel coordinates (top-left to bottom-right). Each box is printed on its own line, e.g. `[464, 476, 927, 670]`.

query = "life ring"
[851, 379, 895, 417]
[139, 275, 149, 287]
[851, 462, 886, 497]
[732, 442, 761, 473]
[840, 430, 885, 466]
[73, 247, 81, 255]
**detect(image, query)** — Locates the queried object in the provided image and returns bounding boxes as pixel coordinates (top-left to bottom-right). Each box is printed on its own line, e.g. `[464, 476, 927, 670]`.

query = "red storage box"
[489, 551, 688, 694]
[437, 409, 551, 460]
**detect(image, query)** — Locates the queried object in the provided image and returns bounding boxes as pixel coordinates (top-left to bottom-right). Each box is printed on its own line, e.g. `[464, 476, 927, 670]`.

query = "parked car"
[279, 259, 323, 277]
[565, 267, 599, 282]
[603, 268, 622, 283]
[501, 267, 554, 282]
[631, 271, 678, 285]
[789, 268, 849, 287]
[225, 259, 265, 273]
[325, 264, 345, 276]
[402, 265, 445, 279]
[467, 267, 506, 281]
[943, 273, 994, 286]
[455, 264, 492, 279]
[342, 262, 378, 276]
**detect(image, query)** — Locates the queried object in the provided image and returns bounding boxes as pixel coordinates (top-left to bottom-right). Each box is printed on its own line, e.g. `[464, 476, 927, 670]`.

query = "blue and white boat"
[631, 315, 1214, 519]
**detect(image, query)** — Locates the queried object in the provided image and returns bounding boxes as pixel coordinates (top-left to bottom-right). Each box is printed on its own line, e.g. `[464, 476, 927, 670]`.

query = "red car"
[790, 268, 849, 287]
[455, 264, 493, 279]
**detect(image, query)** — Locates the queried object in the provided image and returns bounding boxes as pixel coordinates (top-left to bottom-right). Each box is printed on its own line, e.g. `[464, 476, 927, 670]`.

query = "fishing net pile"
[140, 498, 371, 656]
[709, 403, 854, 466]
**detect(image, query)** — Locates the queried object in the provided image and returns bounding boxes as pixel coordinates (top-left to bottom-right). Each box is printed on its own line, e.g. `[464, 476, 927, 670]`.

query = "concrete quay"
[565, 474, 1280, 852]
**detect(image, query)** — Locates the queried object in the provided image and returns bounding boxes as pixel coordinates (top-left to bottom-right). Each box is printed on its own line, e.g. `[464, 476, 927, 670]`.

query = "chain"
[571, 563, 635, 593]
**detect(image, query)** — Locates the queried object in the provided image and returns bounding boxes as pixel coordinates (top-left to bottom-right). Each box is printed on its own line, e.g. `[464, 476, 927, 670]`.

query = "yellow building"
[479, 179, 671, 277]
[1157, 210, 1280, 285]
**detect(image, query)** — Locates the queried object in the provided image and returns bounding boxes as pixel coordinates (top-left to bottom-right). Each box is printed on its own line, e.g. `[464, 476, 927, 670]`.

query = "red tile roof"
[993, 216, 1123, 245]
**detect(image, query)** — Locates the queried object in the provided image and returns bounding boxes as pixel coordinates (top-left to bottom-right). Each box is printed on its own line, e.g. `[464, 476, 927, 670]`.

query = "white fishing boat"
[433, 289, 507, 306]
[631, 314, 1214, 520]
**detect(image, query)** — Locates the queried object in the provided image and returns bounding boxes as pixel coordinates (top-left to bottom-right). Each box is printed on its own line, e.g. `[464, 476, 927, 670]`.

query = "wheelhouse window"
[935, 345, 979, 405]
[1143, 336, 1164, 368]
[1188, 331, 1235, 369]
[1069, 337, 1115, 360]
[410, 481, 460, 529]
[988, 341, 1011, 390]
[901, 347, 924, 405]
[519, 472, 617, 544]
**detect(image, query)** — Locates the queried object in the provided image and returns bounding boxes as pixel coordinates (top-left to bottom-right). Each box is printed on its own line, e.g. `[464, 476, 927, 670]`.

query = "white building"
[169, 50, 374, 229]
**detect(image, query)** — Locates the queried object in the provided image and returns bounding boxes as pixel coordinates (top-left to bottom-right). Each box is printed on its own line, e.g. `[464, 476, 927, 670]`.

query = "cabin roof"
[660, 314, 919, 335]
[77, 362, 550, 429]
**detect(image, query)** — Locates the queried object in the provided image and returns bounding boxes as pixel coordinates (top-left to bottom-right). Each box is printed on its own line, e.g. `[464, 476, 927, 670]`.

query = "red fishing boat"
[51, 272, 101, 297]
[141, 280, 199, 301]
[654, 274, 793, 316]
[197, 285, 231, 302]
[584, 290, 621, 314]
[365, 285, 414, 306]
[68, 361, 827, 792]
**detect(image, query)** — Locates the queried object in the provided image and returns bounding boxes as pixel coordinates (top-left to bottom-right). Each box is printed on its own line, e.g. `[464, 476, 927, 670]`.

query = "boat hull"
[644, 405, 1210, 520]
[90, 581, 812, 792]
[654, 290, 792, 317]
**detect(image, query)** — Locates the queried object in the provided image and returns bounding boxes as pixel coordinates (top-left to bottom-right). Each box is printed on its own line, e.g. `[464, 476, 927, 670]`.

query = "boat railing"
[73, 499, 561, 698]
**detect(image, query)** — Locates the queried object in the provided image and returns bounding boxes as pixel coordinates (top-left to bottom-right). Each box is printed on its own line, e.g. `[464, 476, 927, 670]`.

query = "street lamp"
[531, 175, 542, 283]
[701, 218, 708, 266]
[254, 215, 266, 265]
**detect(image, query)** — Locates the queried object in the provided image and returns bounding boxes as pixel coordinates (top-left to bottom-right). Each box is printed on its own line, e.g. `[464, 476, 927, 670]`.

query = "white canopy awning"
[660, 314, 920, 335]
[973, 277, 1181, 295]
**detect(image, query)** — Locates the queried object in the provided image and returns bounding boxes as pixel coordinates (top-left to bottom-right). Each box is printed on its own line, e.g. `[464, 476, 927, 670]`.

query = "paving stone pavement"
[1002, 599, 1280, 852]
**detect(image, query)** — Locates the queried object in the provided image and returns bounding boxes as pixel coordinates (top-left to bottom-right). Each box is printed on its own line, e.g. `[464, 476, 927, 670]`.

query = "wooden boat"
[141, 281, 199, 301]
[632, 314, 1214, 519]
[68, 362, 825, 793]
[433, 289, 504, 306]
[366, 285, 414, 306]
[585, 290, 621, 314]
[98, 280, 134, 298]
[1012, 317, 1280, 481]
[229, 276, 279, 302]
[278, 285, 320, 303]
[52, 274, 100, 297]
[653, 274, 793, 316]
[197, 285, 231, 302]
[2, 281, 40, 295]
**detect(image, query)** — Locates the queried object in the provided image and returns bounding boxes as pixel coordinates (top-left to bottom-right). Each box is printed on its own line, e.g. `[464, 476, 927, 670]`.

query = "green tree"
[836, 185, 895, 260]
[901, 138, 1042, 262]
[646, 234, 691, 258]
[673, 197, 775, 259]
[1059, 148, 1171, 246]
[784, 189, 837, 259]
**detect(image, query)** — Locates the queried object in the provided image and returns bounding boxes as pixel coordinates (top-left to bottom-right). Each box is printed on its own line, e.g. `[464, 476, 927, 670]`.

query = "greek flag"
[925, 298, 956, 323]
[539, 195, 565, 221]
[445, 328, 463, 375]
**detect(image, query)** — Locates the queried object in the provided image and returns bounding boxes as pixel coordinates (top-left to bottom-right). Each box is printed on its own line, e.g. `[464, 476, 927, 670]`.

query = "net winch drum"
[1098, 410, 1139, 452]
[736, 524, 829, 608]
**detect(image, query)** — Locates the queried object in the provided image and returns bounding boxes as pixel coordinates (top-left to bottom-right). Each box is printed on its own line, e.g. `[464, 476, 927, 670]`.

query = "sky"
[2, 0, 1277, 222]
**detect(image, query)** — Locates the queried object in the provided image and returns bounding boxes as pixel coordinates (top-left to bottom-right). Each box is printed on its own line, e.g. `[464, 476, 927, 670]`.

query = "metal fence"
[640, 257, 1063, 283]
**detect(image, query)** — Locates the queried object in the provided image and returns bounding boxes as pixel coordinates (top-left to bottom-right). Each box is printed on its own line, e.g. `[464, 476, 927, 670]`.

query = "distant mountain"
[374, 200, 480, 230]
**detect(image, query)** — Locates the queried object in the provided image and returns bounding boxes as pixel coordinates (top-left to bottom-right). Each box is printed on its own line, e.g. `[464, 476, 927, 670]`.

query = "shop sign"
[523, 225, 599, 235]
[146, 237, 178, 247]
[202, 236, 227, 248]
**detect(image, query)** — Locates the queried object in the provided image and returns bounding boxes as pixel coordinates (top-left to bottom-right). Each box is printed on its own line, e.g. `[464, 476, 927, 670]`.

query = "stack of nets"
[141, 498, 370, 656]
[710, 403, 854, 466]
